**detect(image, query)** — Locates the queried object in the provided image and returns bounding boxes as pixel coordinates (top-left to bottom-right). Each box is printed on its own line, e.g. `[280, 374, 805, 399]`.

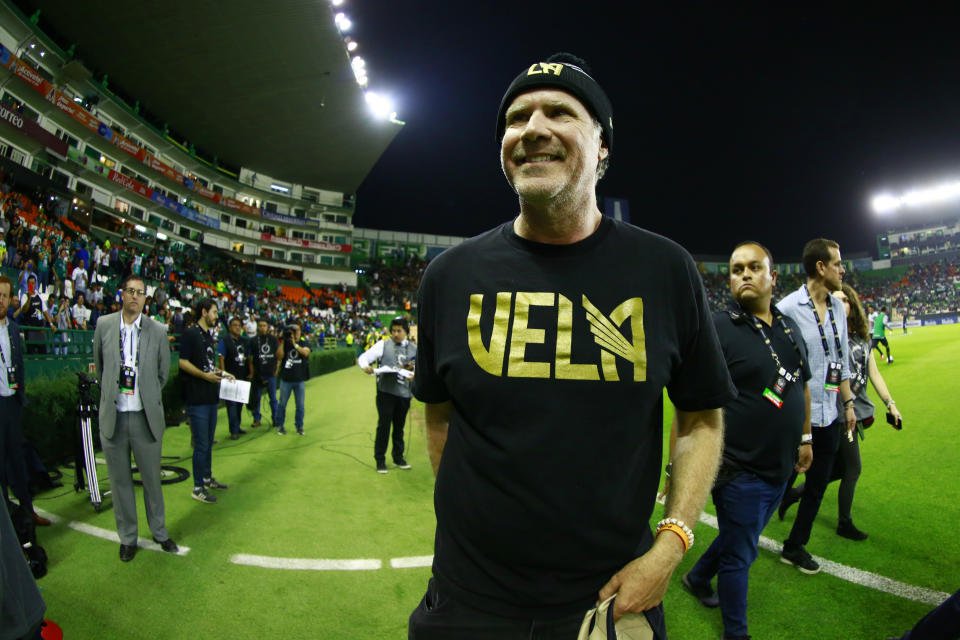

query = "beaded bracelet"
[655, 517, 695, 552]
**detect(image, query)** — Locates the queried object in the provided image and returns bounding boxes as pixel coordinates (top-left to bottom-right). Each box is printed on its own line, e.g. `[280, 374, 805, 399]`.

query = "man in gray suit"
[93, 274, 176, 561]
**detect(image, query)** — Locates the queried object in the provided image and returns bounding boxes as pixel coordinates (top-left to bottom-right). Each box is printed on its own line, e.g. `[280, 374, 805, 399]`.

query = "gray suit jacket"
[93, 312, 170, 440]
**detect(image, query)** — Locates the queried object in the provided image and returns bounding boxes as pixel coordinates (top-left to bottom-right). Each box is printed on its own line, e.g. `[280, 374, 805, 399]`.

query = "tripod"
[73, 371, 107, 512]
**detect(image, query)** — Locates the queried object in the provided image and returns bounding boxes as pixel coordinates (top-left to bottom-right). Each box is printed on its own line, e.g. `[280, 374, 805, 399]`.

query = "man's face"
[819, 247, 845, 291]
[0, 282, 10, 317]
[77, 294, 85, 306]
[204, 305, 219, 326]
[230, 319, 243, 338]
[258, 320, 268, 335]
[27, 278, 36, 294]
[729, 244, 776, 307]
[390, 325, 407, 343]
[500, 89, 608, 206]
[122, 279, 146, 316]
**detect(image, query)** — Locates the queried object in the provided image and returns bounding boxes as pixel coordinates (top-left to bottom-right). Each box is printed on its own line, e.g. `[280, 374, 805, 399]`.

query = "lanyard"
[732, 305, 803, 380]
[804, 285, 843, 360]
[0, 322, 9, 366]
[119, 319, 142, 368]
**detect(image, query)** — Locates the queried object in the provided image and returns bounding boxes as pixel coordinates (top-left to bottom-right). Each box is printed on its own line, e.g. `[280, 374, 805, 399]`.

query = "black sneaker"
[297, 429, 304, 436]
[837, 521, 869, 541]
[376, 462, 388, 474]
[780, 545, 820, 574]
[204, 477, 229, 490]
[192, 487, 217, 504]
[237, 429, 248, 435]
[395, 458, 412, 470]
[229, 433, 240, 440]
[681, 572, 719, 607]
[277, 427, 287, 435]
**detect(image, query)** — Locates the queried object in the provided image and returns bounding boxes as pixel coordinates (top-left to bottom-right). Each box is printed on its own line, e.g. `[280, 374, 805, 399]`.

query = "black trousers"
[375, 391, 410, 464]
[0, 396, 31, 510]
[785, 420, 841, 550]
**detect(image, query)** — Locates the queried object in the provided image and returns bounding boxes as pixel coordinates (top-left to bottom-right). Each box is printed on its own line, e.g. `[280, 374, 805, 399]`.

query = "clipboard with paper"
[219, 378, 251, 404]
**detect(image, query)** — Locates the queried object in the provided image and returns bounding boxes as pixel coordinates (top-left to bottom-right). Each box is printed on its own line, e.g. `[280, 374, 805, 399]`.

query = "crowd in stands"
[700, 259, 960, 319]
[0, 182, 414, 356]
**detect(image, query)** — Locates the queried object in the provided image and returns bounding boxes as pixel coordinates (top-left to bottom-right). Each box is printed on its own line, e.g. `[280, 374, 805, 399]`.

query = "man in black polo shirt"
[218, 316, 252, 440]
[679, 242, 812, 640]
[248, 319, 279, 428]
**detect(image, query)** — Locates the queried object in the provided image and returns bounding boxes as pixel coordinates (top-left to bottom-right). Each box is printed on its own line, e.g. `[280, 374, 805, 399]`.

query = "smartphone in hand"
[886, 412, 902, 430]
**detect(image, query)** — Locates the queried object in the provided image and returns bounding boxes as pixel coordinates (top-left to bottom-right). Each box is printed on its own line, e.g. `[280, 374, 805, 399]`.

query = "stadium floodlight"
[365, 91, 395, 119]
[871, 179, 960, 214]
[347, 40, 358, 52]
[332, 0, 345, 5]
[335, 12, 352, 32]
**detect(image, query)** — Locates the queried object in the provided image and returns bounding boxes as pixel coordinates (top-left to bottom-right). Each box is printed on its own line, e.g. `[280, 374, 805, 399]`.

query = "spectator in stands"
[53, 296, 71, 355]
[4, 215, 23, 268]
[73, 242, 89, 273]
[248, 319, 279, 428]
[275, 322, 310, 436]
[72, 258, 89, 300]
[16, 260, 37, 295]
[218, 316, 252, 440]
[14, 275, 55, 354]
[71, 293, 90, 330]
[37, 249, 50, 291]
[358, 316, 416, 473]
[52, 247, 68, 299]
[178, 297, 232, 504]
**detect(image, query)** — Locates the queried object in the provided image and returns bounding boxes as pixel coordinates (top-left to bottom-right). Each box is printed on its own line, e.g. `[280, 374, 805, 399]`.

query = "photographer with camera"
[358, 316, 416, 474]
[218, 316, 252, 440]
[93, 274, 176, 561]
[274, 322, 310, 436]
[179, 298, 234, 504]
[248, 319, 279, 428]
[13, 275, 55, 355]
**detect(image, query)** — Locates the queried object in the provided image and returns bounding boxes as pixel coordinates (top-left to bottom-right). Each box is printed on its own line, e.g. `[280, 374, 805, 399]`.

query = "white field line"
[390, 555, 433, 569]
[67, 521, 190, 556]
[230, 554, 381, 571]
[689, 504, 950, 606]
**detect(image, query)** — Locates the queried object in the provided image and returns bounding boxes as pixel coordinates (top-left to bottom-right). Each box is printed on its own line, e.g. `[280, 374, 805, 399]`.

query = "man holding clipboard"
[179, 298, 234, 504]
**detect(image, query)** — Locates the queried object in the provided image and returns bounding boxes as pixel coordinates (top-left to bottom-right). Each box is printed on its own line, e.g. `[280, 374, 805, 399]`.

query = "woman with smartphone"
[780, 284, 903, 540]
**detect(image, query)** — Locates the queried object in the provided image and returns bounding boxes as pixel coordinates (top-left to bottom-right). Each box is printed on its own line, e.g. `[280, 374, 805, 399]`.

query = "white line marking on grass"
[67, 521, 190, 556]
[230, 554, 382, 570]
[692, 508, 950, 606]
[34, 508, 62, 524]
[390, 555, 433, 568]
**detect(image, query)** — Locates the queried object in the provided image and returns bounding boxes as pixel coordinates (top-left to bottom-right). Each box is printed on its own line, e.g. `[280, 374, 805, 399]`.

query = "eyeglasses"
[123, 288, 147, 297]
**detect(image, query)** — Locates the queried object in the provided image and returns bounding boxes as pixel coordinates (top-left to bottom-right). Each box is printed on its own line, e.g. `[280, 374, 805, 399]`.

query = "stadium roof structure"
[12, 0, 402, 194]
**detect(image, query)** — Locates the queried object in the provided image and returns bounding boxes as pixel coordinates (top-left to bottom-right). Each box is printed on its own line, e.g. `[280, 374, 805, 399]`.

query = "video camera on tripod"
[74, 370, 105, 511]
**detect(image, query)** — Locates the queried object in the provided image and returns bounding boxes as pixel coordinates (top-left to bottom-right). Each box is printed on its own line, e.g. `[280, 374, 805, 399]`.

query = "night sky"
[350, 5, 960, 260]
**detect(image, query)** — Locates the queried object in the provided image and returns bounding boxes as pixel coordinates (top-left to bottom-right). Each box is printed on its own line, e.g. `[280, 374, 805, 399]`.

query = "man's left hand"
[597, 538, 683, 621]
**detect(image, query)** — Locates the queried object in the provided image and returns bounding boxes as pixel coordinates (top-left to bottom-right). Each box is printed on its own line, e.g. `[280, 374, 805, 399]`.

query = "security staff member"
[358, 316, 416, 474]
[678, 242, 812, 640]
[93, 274, 176, 561]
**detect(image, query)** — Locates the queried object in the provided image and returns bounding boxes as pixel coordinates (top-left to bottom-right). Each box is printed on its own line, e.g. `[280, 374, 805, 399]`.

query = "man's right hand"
[363, 366, 374, 374]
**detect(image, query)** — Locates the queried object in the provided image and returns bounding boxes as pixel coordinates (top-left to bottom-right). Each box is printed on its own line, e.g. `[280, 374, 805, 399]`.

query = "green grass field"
[29, 324, 960, 639]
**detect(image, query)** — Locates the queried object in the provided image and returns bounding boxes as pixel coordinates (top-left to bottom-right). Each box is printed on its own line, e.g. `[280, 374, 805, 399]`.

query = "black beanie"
[495, 53, 613, 157]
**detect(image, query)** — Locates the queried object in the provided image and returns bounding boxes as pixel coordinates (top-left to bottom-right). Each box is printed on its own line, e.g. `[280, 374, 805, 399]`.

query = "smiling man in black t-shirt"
[408, 53, 736, 639]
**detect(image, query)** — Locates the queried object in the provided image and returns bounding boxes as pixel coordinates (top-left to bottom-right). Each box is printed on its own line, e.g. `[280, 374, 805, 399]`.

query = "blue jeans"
[249, 375, 278, 424]
[226, 401, 243, 435]
[277, 380, 305, 432]
[186, 404, 218, 488]
[687, 472, 786, 638]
